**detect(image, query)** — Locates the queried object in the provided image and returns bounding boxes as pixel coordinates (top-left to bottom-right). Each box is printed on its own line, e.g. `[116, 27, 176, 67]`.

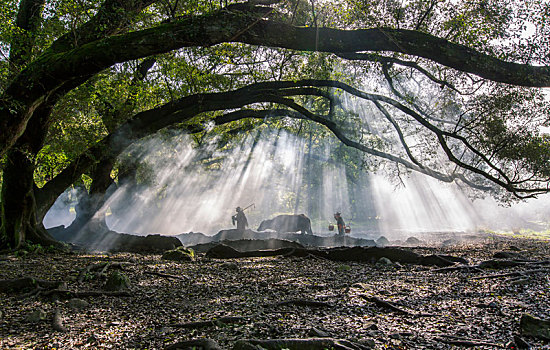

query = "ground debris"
[1, 236, 549, 349]
[170, 316, 247, 329]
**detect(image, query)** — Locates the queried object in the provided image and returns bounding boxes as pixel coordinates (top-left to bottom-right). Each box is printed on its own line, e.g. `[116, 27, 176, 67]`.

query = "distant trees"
[1, 0, 549, 248]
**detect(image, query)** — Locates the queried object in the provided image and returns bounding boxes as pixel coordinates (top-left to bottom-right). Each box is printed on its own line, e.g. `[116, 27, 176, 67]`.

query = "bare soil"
[1, 235, 549, 349]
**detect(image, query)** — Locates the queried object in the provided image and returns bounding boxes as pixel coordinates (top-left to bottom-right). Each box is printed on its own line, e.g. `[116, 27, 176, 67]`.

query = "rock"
[221, 262, 238, 270]
[162, 247, 196, 262]
[358, 338, 376, 348]
[520, 313, 550, 340]
[367, 330, 385, 338]
[337, 264, 351, 271]
[68, 298, 89, 309]
[104, 271, 131, 291]
[441, 239, 458, 247]
[52, 308, 67, 332]
[376, 257, 393, 266]
[389, 333, 402, 340]
[405, 236, 423, 246]
[26, 308, 47, 322]
[364, 322, 378, 330]
[309, 327, 330, 337]
[375, 236, 390, 247]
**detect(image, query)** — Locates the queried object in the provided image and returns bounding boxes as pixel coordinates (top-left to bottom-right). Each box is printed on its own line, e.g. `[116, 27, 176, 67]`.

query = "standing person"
[334, 212, 345, 236]
[232, 206, 248, 231]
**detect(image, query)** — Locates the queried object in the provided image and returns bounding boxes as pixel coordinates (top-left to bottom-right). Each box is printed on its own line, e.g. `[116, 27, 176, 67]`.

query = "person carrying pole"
[334, 212, 346, 236]
[232, 204, 254, 231]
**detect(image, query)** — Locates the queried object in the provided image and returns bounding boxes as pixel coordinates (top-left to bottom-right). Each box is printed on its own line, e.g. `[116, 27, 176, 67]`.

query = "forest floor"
[0, 234, 549, 349]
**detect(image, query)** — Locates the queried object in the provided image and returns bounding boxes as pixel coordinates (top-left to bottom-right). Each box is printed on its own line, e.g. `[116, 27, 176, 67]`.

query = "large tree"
[1, 0, 549, 249]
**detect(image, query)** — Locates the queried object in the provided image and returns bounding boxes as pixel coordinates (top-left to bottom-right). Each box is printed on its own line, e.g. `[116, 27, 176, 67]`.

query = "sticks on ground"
[171, 316, 247, 329]
[233, 338, 371, 350]
[165, 339, 223, 350]
[272, 299, 334, 308]
[143, 271, 187, 281]
[0, 277, 63, 293]
[437, 334, 504, 348]
[471, 268, 549, 280]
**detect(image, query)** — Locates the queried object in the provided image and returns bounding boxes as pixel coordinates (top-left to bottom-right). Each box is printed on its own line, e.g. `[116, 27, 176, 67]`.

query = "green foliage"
[14, 241, 58, 257]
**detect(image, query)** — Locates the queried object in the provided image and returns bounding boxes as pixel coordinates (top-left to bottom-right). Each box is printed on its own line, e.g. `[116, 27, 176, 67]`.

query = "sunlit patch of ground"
[496, 229, 550, 240]
[1, 236, 549, 349]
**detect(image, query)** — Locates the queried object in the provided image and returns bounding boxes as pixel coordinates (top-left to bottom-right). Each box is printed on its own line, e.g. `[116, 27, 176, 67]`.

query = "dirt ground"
[1, 234, 549, 349]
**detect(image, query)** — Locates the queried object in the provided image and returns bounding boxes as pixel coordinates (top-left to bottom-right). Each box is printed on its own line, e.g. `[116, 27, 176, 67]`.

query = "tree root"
[77, 261, 128, 283]
[165, 338, 223, 350]
[471, 268, 549, 280]
[0, 277, 63, 293]
[272, 299, 333, 308]
[171, 316, 247, 329]
[437, 334, 503, 348]
[43, 289, 132, 298]
[232, 338, 370, 350]
[431, 265, 483, 273]
[360, 295, 413, 315]
[359, 295, 435, 317]
[144, 271, 188, 281]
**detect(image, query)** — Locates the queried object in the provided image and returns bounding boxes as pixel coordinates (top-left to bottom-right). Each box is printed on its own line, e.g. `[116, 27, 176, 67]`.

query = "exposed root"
[144, 271, 188, 281]
[273, 299, 333, 308]
[165, 338, 223, 350]
[0, 277, 63, 293]
[232, 338, 370, 350]
[171, 316, 247, 329]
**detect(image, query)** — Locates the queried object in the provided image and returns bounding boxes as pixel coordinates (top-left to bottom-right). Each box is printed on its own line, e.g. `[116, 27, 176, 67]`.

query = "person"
[232, 206, 248, 231]
[334, 212, 345, 236]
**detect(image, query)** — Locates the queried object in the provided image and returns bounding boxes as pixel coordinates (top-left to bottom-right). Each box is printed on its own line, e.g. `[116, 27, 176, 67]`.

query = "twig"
[144, 271, 188, 281]
[273, 299, 333, 308]
[471, 268, 549, 280]
[165, 339, 222, 350]
[437, 334, 504, 348]
[171, 316, 246, 329]
[431, 265, 483, 273]
[360, 295, 413, 315]
[42, 289, 132, 298]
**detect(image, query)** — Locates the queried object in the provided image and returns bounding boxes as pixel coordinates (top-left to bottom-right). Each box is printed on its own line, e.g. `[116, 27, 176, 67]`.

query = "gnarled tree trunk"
[0, 148, 57, 249]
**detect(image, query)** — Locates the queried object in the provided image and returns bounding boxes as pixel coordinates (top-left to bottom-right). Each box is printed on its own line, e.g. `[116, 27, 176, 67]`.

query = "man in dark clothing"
[334, 212, 345, 236]
[232, 206, 248, 231]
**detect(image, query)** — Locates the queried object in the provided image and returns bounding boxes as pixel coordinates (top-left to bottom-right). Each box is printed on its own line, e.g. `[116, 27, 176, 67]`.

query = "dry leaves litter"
[1, 234, 549, 349]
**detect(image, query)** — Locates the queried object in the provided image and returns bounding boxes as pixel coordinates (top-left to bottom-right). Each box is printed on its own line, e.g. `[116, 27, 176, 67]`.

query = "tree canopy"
[1, 0, 549, 249]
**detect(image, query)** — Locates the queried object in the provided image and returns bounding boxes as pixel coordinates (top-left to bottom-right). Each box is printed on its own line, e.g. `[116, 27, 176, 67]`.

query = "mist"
[44, 129, 550, 239]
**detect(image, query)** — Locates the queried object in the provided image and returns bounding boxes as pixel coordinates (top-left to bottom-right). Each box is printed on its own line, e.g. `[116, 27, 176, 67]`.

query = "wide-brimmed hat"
[334, 212, 341, 215]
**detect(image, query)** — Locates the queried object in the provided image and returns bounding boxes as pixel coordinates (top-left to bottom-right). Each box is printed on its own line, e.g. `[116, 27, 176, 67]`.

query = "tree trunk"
[64, 157, 116, 237]
[0, 148, 57, 249]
